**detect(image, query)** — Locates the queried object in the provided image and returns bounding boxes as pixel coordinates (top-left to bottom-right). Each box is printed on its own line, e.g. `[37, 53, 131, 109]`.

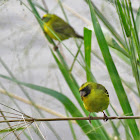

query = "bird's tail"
[76, 34, 84, 39]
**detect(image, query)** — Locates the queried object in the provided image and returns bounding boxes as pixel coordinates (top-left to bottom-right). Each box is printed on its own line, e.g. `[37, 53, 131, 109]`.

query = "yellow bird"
[79, 82, 109, 123]
[42, 14, 83, 41]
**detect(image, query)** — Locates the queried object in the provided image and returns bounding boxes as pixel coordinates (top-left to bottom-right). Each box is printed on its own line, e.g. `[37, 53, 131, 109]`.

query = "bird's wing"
[96, 84, 109, 96]
[51, 18, 76, 37]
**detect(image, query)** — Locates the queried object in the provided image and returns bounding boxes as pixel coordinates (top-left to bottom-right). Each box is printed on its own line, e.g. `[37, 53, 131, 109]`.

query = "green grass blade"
[116, 0, 131, 37]
[88, 0, 139, 139]
[32, 1, 48, 13]
[136, 7, 140, 33]
[124, 120, 132, 140]
[0, 127, 25, 133]
[51, 50, 85, 113]
[69, 43, 82, 72]
[65, 110, 77, 140]
[128, 1, 140, 56]
[105, 35, 129, 57]
[84, 27, 92, 82]
[128, 38, 140, 95]
[58, 0, 69, 22]
[84, 0, 126, 48]
[23, 132, 32, 140]
[105, 110, 120, 140]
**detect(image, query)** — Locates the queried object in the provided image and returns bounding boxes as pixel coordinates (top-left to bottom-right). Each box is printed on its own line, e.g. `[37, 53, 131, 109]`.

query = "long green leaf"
[136, 7, 140, 33]
[129, 1, 140, 62]
[84, 0, 126, 49]
[0, 127, 25, 133]
[88, 0, 139, 139]
[51, 50, 85, 112]
[105, 35, 129, 57]
[116, 0, 131, 37]
[105, 110, 120, 140]
[84, 27, 92, 82]
[65, 110, 77, 140]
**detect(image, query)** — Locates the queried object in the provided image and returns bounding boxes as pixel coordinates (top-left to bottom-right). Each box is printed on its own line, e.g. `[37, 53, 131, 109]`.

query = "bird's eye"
[82, 85, 91, 97]
[43, 17, 51, 22]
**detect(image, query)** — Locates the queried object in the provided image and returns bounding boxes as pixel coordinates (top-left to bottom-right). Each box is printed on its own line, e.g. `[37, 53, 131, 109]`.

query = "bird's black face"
[79, 85, 91, 98]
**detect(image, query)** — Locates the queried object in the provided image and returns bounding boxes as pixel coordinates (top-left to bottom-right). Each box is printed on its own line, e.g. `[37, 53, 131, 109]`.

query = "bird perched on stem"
[79, 82, 109, 123]
[42, 14, 83, 41]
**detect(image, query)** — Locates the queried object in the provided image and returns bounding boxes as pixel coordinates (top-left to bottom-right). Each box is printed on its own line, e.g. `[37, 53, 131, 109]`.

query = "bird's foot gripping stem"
[103, 111, 108, 121]
[89, 113, 92, 124]
[53, 45, 58, 51]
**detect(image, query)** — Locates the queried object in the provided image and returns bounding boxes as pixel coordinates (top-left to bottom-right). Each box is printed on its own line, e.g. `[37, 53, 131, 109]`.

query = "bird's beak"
[80, 91, 86, 97]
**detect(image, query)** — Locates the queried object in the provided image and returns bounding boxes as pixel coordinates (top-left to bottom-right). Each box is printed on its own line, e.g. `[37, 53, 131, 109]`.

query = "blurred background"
[0, 0, 140, 140]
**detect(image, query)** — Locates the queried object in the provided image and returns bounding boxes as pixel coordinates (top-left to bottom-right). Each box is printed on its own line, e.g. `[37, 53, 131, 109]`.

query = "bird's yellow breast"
[82, 88, 109, 113]
[43, 22, 58, 40]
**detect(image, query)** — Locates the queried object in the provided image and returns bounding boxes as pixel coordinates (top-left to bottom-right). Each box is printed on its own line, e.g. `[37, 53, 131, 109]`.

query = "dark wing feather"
[51, 18, 76, 38]
[96, 84, 109, 97]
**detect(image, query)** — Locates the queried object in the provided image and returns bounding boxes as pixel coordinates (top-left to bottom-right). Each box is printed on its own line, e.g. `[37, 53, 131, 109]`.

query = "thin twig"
[14, 122, 33, 140]
[0, 116, 140, 123]
[0, 109, 21, 140]
[1, 122, 32, 139]
[0, 110, 24, 117]
[0, 103, 31, 118]
[0, 88, 68, 119]
[0, 116, 24, 119]
[0, 122, 29, 132]
[34, 122, 46, 140]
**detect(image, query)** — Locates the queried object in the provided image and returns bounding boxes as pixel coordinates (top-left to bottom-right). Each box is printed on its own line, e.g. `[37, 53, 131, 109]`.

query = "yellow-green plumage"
[79, 82, 109, 113]
[42, 14, 83, 40]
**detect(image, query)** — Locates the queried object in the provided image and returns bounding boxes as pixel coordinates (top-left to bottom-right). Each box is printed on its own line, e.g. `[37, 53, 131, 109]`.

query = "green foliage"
[84, 27, 92, 82]
[136, 8, 140, 32]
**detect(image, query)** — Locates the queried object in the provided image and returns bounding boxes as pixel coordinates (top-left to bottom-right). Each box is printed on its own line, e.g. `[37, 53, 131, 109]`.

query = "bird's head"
[79, 82, 92, 100]
[42, 14, 52, 22]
